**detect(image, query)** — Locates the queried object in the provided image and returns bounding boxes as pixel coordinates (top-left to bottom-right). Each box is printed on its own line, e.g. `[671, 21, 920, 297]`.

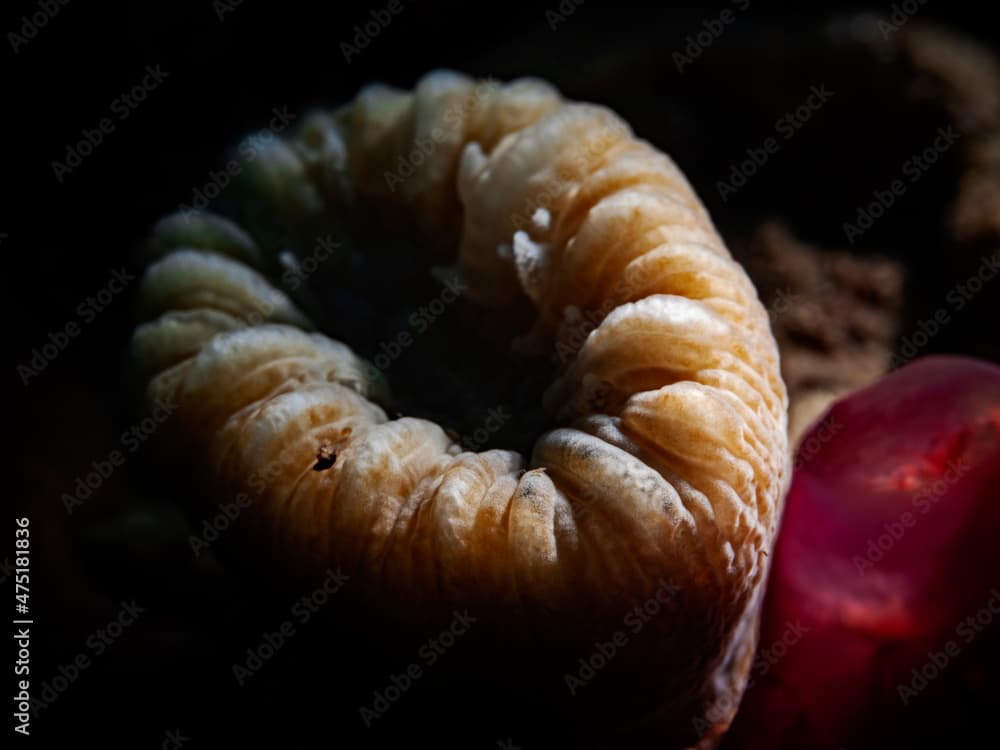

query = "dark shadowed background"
[8, 1, 1000, 748]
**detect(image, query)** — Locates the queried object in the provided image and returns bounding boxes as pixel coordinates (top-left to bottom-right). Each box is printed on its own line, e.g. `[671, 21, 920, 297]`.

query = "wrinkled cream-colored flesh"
[133, 70, 789, 744]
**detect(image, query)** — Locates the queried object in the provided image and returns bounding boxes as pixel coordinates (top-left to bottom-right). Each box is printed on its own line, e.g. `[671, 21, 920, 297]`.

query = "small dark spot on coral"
[313, 443, 337, 471]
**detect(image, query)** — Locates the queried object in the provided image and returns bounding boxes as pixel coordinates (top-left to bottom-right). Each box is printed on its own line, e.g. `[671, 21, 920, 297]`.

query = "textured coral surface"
[133, 72, 789, 745]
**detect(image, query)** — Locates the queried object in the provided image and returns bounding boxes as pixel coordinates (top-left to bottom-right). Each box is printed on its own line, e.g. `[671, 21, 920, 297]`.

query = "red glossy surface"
[727, 356, 1000, 749]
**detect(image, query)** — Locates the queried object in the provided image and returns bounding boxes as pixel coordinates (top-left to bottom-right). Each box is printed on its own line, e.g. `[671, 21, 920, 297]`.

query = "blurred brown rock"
[745, 222, 904, 443]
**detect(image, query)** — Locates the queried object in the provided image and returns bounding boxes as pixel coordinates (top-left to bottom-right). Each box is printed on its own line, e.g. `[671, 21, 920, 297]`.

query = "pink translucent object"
[727, 356, 1000, 749]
